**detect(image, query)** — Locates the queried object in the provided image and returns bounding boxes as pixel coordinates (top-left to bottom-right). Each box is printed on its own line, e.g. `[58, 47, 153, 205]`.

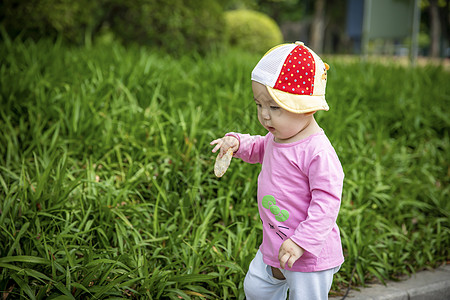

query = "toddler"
[210, 42, 344, 299]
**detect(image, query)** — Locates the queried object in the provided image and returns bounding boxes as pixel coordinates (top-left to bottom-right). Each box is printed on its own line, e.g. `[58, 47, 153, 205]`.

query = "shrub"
[225, 9, 283, 54]
[100, 0, 226, 54]
[1, 0, 102, 44]
[1, 0, 226, 54]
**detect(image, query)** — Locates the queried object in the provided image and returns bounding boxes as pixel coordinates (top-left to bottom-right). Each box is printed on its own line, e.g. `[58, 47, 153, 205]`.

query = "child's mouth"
[267, 126, 275, 132]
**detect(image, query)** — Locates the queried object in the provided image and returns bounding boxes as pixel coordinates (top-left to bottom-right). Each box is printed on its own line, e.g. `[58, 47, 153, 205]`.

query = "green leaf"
[169, 274, 217, 284]
[0, 256, 50, 265]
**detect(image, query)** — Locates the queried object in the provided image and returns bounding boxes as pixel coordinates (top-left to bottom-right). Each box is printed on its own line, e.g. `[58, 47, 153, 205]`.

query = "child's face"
[252, 81, 315, 143]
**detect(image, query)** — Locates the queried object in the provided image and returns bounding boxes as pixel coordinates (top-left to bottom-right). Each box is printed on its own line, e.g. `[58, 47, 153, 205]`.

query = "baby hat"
[251, 41, 330, 114]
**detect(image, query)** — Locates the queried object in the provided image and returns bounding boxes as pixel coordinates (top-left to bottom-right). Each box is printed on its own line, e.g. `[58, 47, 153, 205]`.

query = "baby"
[210, 42, 344, 299]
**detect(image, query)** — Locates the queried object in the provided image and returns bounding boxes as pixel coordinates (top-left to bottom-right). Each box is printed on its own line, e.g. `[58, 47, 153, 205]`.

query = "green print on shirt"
[262, 195, 290, 222]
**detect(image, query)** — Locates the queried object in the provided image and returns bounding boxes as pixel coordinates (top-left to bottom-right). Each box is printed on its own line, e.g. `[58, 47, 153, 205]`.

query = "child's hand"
[278, 238, 304, 269]
[210, 136, 239, 158]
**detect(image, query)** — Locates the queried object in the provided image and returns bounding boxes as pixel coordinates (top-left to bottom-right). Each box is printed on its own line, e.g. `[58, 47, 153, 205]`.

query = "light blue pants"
[244, 250, 339, 300]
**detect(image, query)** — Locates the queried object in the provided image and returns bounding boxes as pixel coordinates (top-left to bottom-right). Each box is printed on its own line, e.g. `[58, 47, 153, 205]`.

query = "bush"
[1, 0, 102, 44]
[225, 9, 283, 54]
[0, 0, 226, 54]
[107, 0, 226, 55]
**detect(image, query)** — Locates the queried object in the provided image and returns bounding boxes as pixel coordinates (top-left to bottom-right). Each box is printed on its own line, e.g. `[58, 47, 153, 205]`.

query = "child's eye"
[270, 106, 280, 110]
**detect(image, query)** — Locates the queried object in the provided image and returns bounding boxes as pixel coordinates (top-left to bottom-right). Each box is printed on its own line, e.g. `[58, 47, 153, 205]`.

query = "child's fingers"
[210, 139, 221, 146]
[219, 147, 228, 158]
[279, 252, 290, 269]
[210, 139, 223, 153]
[278, 238, 304, 269]
[211, 140, 230, 158]
[211, 144, 222, 153]
[288, 257, 295, 268]
[211, 137, 236, 158]
[280, 252, 298, 269]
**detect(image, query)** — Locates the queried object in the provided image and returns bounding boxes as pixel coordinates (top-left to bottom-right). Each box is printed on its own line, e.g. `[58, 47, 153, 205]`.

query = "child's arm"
[290, 150, 344, 258]
[210, 133, 267, 164]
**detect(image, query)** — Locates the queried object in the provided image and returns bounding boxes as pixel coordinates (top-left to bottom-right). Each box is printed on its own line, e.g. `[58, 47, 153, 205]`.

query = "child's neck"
[274, 117, 321, 144]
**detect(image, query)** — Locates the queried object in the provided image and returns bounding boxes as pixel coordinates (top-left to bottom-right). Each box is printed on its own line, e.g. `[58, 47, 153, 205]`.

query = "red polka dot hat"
[251, 41, 330, 114]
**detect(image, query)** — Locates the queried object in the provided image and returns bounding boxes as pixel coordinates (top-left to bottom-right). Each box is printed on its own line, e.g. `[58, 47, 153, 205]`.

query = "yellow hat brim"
[266, 85, 329, 114]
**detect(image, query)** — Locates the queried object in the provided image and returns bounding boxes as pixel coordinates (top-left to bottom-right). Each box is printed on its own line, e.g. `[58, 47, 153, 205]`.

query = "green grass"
[0, 34, 449, 299]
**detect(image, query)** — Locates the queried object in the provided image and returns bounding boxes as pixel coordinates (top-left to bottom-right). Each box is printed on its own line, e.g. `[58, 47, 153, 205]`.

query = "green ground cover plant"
[0, 35, 449, 299]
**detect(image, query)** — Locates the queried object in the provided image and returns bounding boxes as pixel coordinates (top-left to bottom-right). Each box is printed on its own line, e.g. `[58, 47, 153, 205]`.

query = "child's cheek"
[273, 109, 283, 117]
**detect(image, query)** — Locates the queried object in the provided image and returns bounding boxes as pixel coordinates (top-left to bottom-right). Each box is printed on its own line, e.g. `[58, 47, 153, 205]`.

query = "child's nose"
[261, 108, 271, 119]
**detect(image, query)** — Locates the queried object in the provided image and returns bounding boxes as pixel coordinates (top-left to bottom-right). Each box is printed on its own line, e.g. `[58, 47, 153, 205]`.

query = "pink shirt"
[227, 130, 344, 272]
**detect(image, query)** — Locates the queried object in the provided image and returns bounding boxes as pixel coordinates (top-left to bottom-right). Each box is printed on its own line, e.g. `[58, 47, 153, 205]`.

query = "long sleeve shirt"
[227, 130, 344, 272]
